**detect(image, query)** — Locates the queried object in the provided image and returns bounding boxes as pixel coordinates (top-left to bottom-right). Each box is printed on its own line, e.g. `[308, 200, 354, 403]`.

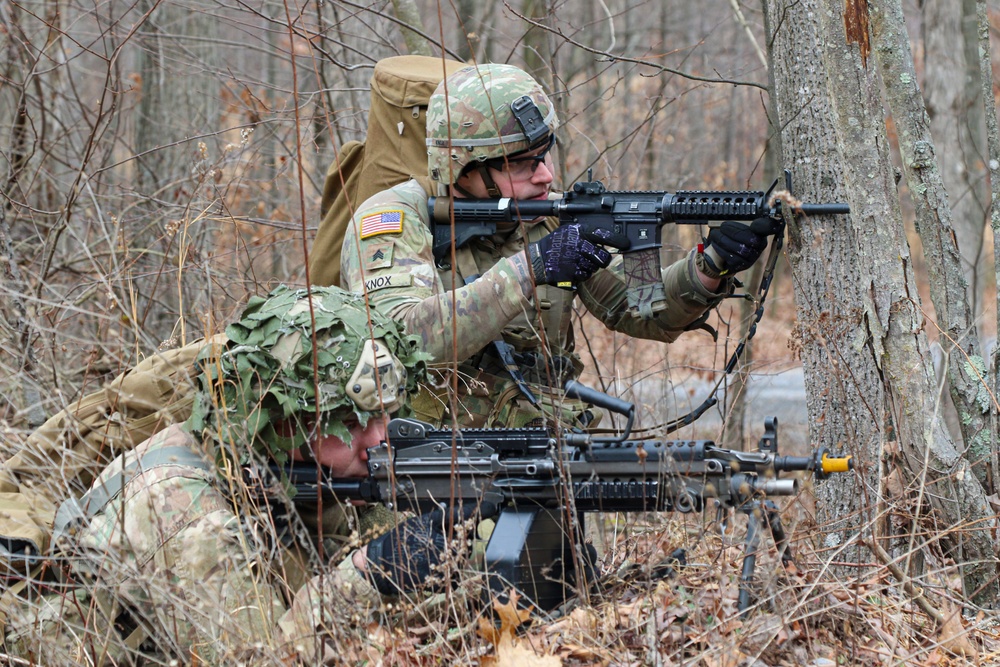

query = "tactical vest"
[419, 221, 591, 430]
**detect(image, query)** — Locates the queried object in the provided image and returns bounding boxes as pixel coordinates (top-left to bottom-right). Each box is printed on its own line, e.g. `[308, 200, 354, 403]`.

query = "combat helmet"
[187, 285, 427, 465]
[426, 63, 558, 196]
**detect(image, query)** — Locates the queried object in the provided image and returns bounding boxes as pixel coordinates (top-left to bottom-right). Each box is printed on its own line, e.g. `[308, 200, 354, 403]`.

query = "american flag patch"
[359, 210, 404, 238]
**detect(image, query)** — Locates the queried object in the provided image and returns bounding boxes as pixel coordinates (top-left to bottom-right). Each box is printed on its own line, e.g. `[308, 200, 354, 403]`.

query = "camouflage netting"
[187, 285, 427, 465]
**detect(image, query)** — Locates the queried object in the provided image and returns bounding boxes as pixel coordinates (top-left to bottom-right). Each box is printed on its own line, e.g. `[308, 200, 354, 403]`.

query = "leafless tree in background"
[924, 0, 991, 343]
[3, 0, 1000, 610]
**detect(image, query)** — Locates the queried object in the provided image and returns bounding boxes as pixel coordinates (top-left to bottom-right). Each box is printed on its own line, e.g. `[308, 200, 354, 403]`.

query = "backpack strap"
[52, 442, 211, 545]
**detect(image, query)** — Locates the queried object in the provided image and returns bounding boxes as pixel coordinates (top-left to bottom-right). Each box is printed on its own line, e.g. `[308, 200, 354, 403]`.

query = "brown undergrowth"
[332, 509, 1000, 667]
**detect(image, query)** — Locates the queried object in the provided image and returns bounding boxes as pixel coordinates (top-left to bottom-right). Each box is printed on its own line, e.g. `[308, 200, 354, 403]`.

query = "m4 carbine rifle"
[428, 172, 849, 319]
[274, 383, 852, 613]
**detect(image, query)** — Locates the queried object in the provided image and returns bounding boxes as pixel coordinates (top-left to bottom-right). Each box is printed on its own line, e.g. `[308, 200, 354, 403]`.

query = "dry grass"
[301, 508, 1000, 666]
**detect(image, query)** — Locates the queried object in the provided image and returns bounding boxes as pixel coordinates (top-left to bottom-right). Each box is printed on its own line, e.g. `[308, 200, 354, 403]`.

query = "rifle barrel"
[798, 203, 850, 216]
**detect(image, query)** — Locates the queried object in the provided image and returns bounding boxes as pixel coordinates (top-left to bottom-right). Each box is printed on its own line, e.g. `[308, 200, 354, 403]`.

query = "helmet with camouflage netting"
[187, 285, 427, 465]
[426, 63, 558, 195]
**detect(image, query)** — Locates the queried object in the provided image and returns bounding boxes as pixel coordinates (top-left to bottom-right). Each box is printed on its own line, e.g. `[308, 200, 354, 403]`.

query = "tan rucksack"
[310, 55, 465, 287]
[0, 335, 226, 587]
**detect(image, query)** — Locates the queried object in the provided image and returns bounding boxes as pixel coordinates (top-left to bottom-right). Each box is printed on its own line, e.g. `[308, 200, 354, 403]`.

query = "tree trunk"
[975, 0, 1000, 493]
[819, 0, 996, 603]
[521, 0, 553, 90]
[923, 0, 990, 340]
[872, 0, 992, 494]
[390, 0, 432, 56]
[763, 0, 884, 581]
[764, 0, 997, 603]
[455, 0, 478, 61]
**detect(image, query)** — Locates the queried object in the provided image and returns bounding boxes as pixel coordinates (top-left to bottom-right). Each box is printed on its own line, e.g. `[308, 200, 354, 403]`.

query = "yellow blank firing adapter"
[821, 453, 853, 475]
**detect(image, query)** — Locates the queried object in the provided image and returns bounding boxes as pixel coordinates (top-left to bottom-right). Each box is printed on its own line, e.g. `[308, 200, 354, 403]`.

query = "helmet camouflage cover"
[426, 63, 558, 186]
[187, 285, 427, 465]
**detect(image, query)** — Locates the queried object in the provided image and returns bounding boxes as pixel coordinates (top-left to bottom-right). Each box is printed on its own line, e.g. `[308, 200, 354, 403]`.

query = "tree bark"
[871, 0, 992, 493]
[975, 0, 1000, 492]
[816, 0, 996, 604]
[923, 0, 990, 339]
[390, 0, 432, 56]
[764, 0, 997, 603]
[522, 0, 554, 91]
[763, 0, 883, 581]
[455, 0, 478, 61]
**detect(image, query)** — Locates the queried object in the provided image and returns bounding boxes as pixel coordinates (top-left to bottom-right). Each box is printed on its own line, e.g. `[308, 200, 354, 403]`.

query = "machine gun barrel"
[255, 408, 853, 614]
[743, 476, 799, 496]
[252, 465, 383, 504]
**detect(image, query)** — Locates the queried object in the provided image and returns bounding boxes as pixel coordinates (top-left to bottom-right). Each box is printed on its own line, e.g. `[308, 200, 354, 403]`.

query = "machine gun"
[262, 383, 852, 613]
[428, 172, 849, 319]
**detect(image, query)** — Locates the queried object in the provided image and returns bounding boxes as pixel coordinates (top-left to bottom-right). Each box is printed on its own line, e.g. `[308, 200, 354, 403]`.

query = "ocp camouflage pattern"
[425, 63, 559, 185]
[3, 423, 390, 664]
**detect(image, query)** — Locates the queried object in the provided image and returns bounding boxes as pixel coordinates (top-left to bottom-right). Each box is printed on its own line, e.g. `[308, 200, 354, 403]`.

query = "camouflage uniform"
[4, 422, 398, 665]
[339, 64, 730, 429]
[4, 286, 428, 665]
[341, 181, 727, 428]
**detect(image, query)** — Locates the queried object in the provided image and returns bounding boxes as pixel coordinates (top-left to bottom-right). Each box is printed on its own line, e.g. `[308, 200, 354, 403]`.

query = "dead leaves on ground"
[333, 538, 999, 666]
[478, 590, 561, 667]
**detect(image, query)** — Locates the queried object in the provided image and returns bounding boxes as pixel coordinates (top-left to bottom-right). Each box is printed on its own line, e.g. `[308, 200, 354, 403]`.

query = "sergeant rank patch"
[365, 241, 394, 270]
[360, 210, 404, 239]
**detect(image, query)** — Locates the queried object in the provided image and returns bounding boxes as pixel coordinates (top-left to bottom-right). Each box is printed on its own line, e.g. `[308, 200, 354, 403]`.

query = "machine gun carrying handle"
[563, 380, 634, 442]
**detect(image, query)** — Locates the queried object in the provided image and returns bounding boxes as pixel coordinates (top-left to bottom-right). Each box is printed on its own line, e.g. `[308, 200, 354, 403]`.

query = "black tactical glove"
[527, 224, 630, 287]
[700, 217, 782, 278]
[365, 501, 499, 595]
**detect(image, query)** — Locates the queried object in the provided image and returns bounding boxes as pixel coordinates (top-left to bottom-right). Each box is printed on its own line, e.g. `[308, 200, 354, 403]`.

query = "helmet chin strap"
[453, 164, 503, 198]
[451, 180, 478, 198]
[476, 165, 503, 198]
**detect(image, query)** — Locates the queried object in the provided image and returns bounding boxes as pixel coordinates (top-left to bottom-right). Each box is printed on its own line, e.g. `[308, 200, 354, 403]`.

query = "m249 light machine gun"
[428, 171, 849, 319]
[277, 383, 853, 613]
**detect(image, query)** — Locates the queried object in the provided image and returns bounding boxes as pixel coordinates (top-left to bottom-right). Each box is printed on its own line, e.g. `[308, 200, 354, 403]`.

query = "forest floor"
[517, 257, 1000, 667]
[339, 511, 1000, 667]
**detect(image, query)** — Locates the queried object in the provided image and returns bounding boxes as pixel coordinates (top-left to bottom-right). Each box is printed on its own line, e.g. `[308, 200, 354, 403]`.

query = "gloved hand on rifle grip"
[701, 217, 781, 277]
[527, 223, 630, 288]
[364, 500, 499, 595]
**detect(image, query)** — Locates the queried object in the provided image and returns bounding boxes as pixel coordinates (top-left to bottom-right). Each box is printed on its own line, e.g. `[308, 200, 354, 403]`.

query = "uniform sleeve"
[6, 426, 296, 664]
[577, 249, 731, 343]
[276, 517, 496, 661]
[276, 554, 383, 662]
[340, 184, 535, 363]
